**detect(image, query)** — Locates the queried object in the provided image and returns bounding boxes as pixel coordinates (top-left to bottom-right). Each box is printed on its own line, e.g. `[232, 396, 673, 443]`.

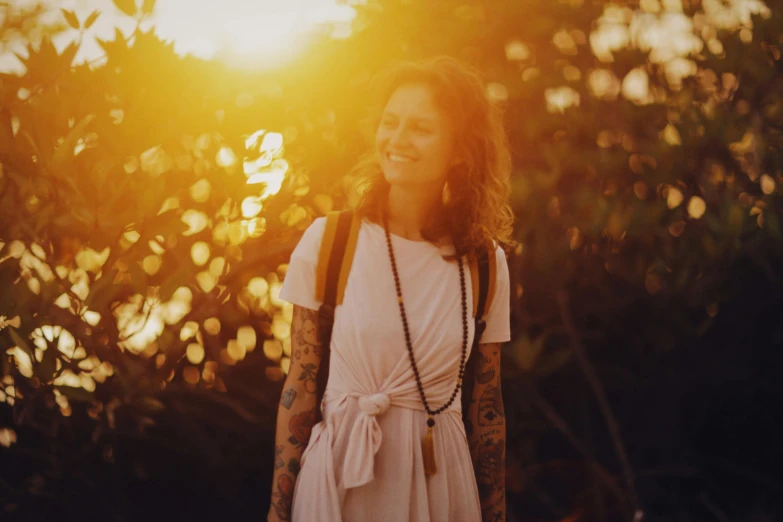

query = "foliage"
[0, 0, 782, 520]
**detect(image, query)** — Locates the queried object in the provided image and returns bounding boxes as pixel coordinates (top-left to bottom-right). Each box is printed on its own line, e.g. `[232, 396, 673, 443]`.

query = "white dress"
[279, 217, 511, 522]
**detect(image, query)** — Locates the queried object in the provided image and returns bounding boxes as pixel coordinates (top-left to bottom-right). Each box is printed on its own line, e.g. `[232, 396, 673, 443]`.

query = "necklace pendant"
[422, 417, 437, 475]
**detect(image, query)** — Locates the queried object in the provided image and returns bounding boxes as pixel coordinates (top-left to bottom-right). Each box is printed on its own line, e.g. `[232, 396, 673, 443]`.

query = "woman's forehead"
[383, 84, 444, 121]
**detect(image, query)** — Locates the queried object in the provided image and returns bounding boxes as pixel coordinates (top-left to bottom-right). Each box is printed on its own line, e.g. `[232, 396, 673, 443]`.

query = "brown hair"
[347, 55, 516, 258]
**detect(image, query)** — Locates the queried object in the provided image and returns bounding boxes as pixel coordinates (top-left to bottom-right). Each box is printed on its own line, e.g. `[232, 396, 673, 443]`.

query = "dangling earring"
[442, 180, 452, 205]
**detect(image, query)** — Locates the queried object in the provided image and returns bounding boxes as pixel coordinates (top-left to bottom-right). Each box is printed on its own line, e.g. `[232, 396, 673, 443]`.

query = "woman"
[268, 55, 515, 522]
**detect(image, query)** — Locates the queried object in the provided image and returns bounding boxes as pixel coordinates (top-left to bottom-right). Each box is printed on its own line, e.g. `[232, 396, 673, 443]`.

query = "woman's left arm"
[466, 342, 506, 522]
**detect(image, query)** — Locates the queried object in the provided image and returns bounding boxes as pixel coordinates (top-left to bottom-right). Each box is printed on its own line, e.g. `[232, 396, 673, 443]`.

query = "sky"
[1, 0, 359, 73]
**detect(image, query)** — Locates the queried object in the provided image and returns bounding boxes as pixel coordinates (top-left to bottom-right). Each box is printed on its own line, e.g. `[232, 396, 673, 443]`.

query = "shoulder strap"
[462, 240, 499, 425]
[468, 239, 498, 325]
[316, 210, 361, 307]
[314, 210, 360, 422]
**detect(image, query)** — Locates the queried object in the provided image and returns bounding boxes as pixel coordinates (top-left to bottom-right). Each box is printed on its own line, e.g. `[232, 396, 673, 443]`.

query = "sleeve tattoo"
[468, 343, 506, 521]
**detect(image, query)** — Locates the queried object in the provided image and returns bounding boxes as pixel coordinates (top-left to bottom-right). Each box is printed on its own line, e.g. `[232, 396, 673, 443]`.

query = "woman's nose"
[389, 126, 411, 148]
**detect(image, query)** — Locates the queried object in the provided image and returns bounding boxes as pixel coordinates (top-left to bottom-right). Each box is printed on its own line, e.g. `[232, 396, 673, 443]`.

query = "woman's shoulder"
[290, 217, 328, 261]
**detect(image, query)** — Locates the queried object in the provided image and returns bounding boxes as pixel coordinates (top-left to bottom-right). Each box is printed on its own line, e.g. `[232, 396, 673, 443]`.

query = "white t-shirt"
[280, 216, 511, 345]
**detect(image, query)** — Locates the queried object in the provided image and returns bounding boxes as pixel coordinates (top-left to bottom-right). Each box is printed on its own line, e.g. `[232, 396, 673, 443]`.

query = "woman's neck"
[385, 184, 442, 241]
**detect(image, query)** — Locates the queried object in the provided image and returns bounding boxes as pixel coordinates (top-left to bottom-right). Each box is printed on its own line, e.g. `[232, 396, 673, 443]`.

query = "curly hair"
[347, 55, 516, 259]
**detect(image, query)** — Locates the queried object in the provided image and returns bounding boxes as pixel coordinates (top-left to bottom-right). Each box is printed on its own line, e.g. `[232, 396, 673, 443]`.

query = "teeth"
[388, 153, 414, 163]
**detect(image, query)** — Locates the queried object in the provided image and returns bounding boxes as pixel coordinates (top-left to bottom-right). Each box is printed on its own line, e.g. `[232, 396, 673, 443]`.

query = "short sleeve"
[278, 217, 327, 311]
[479, 245, 511, 344]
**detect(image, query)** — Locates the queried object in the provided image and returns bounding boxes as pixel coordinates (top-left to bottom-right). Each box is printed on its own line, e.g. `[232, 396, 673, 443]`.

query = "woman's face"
[375, 82, 456, 190]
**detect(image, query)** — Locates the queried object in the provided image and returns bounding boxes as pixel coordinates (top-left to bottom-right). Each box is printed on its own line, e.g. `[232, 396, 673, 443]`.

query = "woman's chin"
[382, 168, 411, 185]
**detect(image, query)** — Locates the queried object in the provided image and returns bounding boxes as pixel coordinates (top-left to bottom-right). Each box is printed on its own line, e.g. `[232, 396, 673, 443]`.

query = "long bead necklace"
[382, 211, 469, 475]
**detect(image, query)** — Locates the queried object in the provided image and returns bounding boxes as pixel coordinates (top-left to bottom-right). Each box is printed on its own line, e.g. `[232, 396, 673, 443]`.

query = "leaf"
[113, 0, 137, 17]
[144, 209, 188, 237]
[51, 114, 95, 170]
[84, 268, 119, 310]
[61, 9, 80, 30]
[135, 396, 165, 412]
[8, 328, 34, 359]
[84, 10, 101, 30]
[0, 108, 13, 154]
[142, 0, 157, 16]
[55, 385, 94, 403]
[35, 344, 58, 382]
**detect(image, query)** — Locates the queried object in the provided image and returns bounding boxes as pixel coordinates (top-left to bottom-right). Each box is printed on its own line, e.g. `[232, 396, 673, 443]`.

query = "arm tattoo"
[274, 445, 285, 469]
[287, 406, 316, 448]
[280, 388, 297, 409]
[287, 457, 301, 475]
[475, 352, 496, 384]
[478, 385, 505, 426]
[293, 306, 321, 358]
[477, 437, 504, 498]
[272, 473, 294, 520]
[299, 363, 318, 394]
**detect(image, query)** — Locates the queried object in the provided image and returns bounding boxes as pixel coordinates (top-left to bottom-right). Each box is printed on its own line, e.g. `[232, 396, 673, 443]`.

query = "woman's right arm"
[267, 305, 323, 522]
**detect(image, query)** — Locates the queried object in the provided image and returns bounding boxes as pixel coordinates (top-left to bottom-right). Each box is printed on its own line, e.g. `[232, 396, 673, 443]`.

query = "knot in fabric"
[358, 393, 391, 416]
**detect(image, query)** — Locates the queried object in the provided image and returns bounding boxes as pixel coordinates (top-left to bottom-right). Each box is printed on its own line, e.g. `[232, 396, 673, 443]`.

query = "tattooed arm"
[267, 305, 322, 522]
[466, 342, 506, 522]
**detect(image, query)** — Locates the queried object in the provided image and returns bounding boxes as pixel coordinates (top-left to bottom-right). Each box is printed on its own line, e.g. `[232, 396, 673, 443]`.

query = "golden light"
[191, 242, 211, 266]
[271, 313, 290, 341]
[183, 366, 200, 385]
[245, 217, 268, 238]
[204, 317, 221, 336]
[197, 271, 217, 293]
[187, 343, 205, 365]
[0, 428, 16, 448]
[227, 339, 246, 361]
[182, 210, 209, 236]
[150, 0, 358, 68]
[7, 346, 33, 378]
[667, 187, 684, 209]
[209, 257, 226, 278]
[189, 179, 212, 203]
[760, 175, 776, 195]
[588, 69, 620, 99]
[227, 221, 247, 246]
[82, 311, 101, 327]
[75, 247, 110, 273]
[621, 68, 650, 103]
[688, 196, 707, 219]
[142, 254, 162, 276]
[264, 339, 283, 362]
[237, 326, 257, 352]
[216, 146, 238, 168]
[505, 40, 530, 61]
[248, 277, 270, 298]
[241, 196, 263, 218]
[180, 321, 200, 341]
[545, 86, 580, 113]
[663, 124, 682, 145]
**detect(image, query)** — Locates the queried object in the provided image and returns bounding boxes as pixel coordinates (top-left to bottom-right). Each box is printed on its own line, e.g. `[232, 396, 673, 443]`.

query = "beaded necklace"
[382, 211, 469, 475]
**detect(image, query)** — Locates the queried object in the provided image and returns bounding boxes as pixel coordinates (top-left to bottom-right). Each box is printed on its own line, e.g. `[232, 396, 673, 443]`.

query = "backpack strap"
[468, 239, 498, 329]
[316, 211, 361, 307]
[462, 240, 499, 425]
[314, 210, 360, 422]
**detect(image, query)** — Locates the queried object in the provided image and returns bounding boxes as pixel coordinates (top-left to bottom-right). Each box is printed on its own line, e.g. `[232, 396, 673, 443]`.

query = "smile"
[386, 152, 416, 163]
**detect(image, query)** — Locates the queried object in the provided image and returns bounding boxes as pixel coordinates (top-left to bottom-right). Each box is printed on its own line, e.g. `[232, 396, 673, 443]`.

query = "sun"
[151, 0, 358, 68]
